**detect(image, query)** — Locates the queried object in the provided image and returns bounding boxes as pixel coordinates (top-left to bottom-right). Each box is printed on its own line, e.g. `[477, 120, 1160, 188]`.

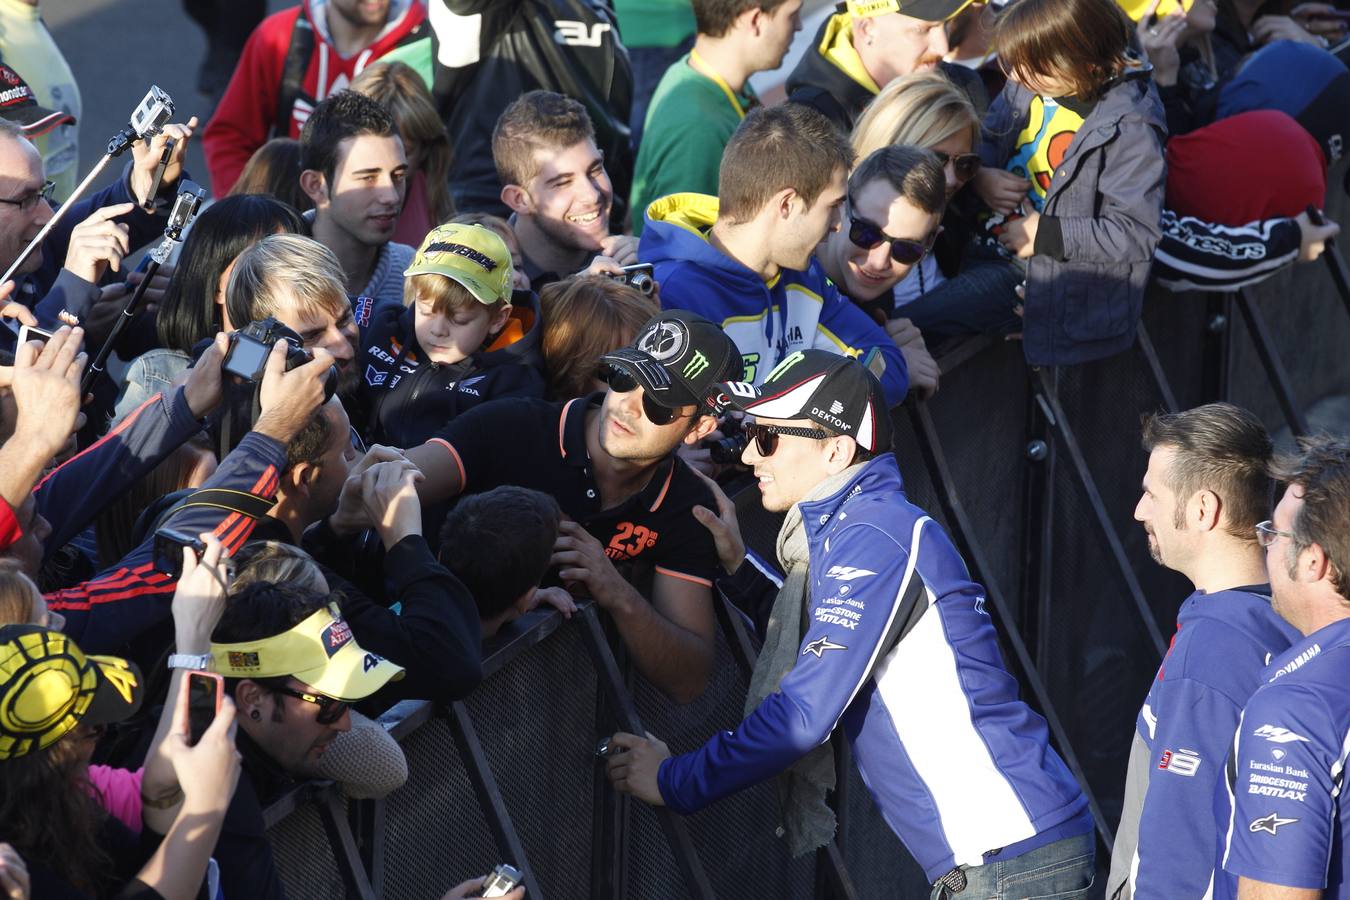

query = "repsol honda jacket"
[1220, 618, 1350, 897]
[639, 193, 909, 406]
[202, 0, 428, 196]
[1107, 586, 1299, 900]
[657, 455, 1091, 882]
[355, 291, 546, 448]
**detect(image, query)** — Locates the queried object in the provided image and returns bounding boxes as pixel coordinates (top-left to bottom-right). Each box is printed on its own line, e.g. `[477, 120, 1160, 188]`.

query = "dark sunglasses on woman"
[601, 365, 688, 426]
[931, 150, 982, 182]
[846, 196, 934, 266]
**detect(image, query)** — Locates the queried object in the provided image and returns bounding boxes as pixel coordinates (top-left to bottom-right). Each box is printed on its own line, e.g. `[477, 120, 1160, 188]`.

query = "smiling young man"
[817, 145, 945, 396]
[785, 0, 986, 133]
[1107, 404, 1299, 900]
[492, 90, 638, 287]
[299, 89, 412, 304]
[641, 103, 910, 405]
[400, 310, 739, 703]
[605, 350, 1094, 898]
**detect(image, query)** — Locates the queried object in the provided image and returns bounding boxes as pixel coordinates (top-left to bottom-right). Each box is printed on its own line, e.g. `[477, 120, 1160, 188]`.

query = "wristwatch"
[167, 653, 212, 671]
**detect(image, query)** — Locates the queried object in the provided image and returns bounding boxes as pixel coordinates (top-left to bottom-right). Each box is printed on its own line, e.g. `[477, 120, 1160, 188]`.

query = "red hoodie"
[202, 0, 427, 197]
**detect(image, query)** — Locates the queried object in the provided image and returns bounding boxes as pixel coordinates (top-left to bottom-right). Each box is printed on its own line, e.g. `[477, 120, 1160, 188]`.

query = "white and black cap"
[717, 349, 893, 453]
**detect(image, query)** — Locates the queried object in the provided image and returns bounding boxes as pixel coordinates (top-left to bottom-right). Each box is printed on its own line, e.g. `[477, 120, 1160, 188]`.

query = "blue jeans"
[900, 242, 1023, 337]
[929, 832, 1096, 900]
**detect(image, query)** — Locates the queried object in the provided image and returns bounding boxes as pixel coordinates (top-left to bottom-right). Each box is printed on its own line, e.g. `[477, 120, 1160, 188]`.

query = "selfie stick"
[80, 180, 205, 396]
[0, 86, 174, 287]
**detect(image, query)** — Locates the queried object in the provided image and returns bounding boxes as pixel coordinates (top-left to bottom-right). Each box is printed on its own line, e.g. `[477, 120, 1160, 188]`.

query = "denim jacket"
[981, 67, 1167, 366]
[113, 348, 190, 423]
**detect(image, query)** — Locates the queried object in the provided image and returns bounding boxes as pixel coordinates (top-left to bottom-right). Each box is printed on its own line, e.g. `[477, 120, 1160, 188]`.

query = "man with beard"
[785, 0, 986, 133]
[1221, 437, 1350, 899]
[202, 0, 427, 196]
[640, 103, 909, 405]
[399, 310, 738, 703]
[1108, 404, 1298, 899]
[225, 233, 361, 399]
[492, 91, 639, 288]
[299, 90, 413, 306]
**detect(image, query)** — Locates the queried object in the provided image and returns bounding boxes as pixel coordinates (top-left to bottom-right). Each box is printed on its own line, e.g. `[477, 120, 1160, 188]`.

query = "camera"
[222, 317, 338, 401]
[480, 863, 522, 898]
[164, 181, 206, 241]
[129, 86, 173, 139]
[703, 416, 749, 465]
[153, 527, 206, 579]
[608, 263, 655, 296]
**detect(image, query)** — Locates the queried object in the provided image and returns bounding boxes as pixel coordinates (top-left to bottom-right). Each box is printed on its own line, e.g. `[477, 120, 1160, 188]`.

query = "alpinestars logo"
[1254, 725, 1311, 744]
[1249, 813, 1298, 835]
[826, 566, 876, 581]
[802, 636, 847, 658]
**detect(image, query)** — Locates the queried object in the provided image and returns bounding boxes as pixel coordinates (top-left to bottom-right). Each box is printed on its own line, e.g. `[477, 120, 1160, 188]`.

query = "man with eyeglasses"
[817, 145, 946, 398]
[0, 110, 196, 326]
[398, 309, 739, 703]
[208, 580, 406, 899]
[640, 103, 910, 406]
[605, 350, 1095, 898]
[1107, 404, 1298, 900]
[1219, 437, 1350, 900]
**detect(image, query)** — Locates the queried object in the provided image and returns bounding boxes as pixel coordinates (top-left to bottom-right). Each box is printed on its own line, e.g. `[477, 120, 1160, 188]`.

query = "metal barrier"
[261, 171, 1350, 899]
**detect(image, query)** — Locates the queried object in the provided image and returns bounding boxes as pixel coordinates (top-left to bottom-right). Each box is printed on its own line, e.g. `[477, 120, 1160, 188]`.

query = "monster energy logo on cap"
[683, 351, 710, 379]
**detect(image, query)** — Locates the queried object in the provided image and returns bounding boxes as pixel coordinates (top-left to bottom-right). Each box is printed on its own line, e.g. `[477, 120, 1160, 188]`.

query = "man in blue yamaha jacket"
[639, 103, 910, 405]
[606, 350, 1093, 898]
[1108, 404, 1299, 900]
[1220, 437, 1350, 899]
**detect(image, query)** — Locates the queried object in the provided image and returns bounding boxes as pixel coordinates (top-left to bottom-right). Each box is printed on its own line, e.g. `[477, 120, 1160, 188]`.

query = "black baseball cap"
[0, 625, 144, 760]
[843, 0, 976, 22]
[0, 64, 75, 138]
[602, 310, 742, 413]
[717, 349, 893, 453]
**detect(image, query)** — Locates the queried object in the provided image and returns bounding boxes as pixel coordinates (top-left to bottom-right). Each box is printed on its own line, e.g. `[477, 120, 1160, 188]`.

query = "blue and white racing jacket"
[657, 455, 1091, 881]
[1220, 618, 1350, 898]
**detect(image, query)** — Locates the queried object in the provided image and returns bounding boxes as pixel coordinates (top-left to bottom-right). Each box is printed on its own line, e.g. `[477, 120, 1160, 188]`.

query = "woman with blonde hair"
[350, 61, 454, 246]
[838, 69, 1023, 338]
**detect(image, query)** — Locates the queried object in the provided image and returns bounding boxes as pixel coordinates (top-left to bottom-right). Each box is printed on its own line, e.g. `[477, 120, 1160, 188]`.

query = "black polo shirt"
[430, 393, 718, 588]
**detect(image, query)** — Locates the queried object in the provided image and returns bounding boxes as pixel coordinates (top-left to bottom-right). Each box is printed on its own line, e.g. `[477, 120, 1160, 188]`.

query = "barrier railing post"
[446, 702, 544, 900]
[1032, 367, 1168, 658]
[1135, 322, 1180, 413]
[1231, 289, 1310, 436]
[908, 399, 1115, 847]
[576, 605, 717, 899]
[314, 789, 376, 899]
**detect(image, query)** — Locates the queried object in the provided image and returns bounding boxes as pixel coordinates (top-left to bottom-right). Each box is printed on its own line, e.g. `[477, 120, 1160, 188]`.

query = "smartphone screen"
[185, 673, 220, 747]
[223, 337, 271, 382]
[17, 325, 53, 347]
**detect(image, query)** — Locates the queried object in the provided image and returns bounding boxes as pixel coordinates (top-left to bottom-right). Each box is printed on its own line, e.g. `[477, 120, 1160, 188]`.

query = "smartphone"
[17, 324, 53, 347]
[480, 864, 522, 898]
[153, 527, 207, 579]
[180, 670, 223, 747]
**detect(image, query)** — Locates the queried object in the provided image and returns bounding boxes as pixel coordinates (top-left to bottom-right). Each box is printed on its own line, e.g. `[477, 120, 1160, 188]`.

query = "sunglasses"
[271, 684, 350, 725]
[846, 196, 931, 265]
[602, 366, 689, 426]
[744, 422, 829, 457]
[931, 150, 982, 182]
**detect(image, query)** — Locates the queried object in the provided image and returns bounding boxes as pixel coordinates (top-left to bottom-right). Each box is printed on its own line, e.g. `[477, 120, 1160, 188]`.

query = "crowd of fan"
[0, 0, 1346, 897]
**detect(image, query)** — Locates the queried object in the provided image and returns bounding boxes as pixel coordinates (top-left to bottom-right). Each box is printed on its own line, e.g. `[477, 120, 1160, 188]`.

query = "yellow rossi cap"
[403, 223, 514, 305]
[210, 603, 405, 702]
[845, 0, 976, 21]
[1116, 0, 1192, 21]
[0, 625, 144, 760]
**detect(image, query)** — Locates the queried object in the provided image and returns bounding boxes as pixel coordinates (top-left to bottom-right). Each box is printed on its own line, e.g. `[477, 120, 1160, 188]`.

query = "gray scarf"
[745, 463, 866, 856]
